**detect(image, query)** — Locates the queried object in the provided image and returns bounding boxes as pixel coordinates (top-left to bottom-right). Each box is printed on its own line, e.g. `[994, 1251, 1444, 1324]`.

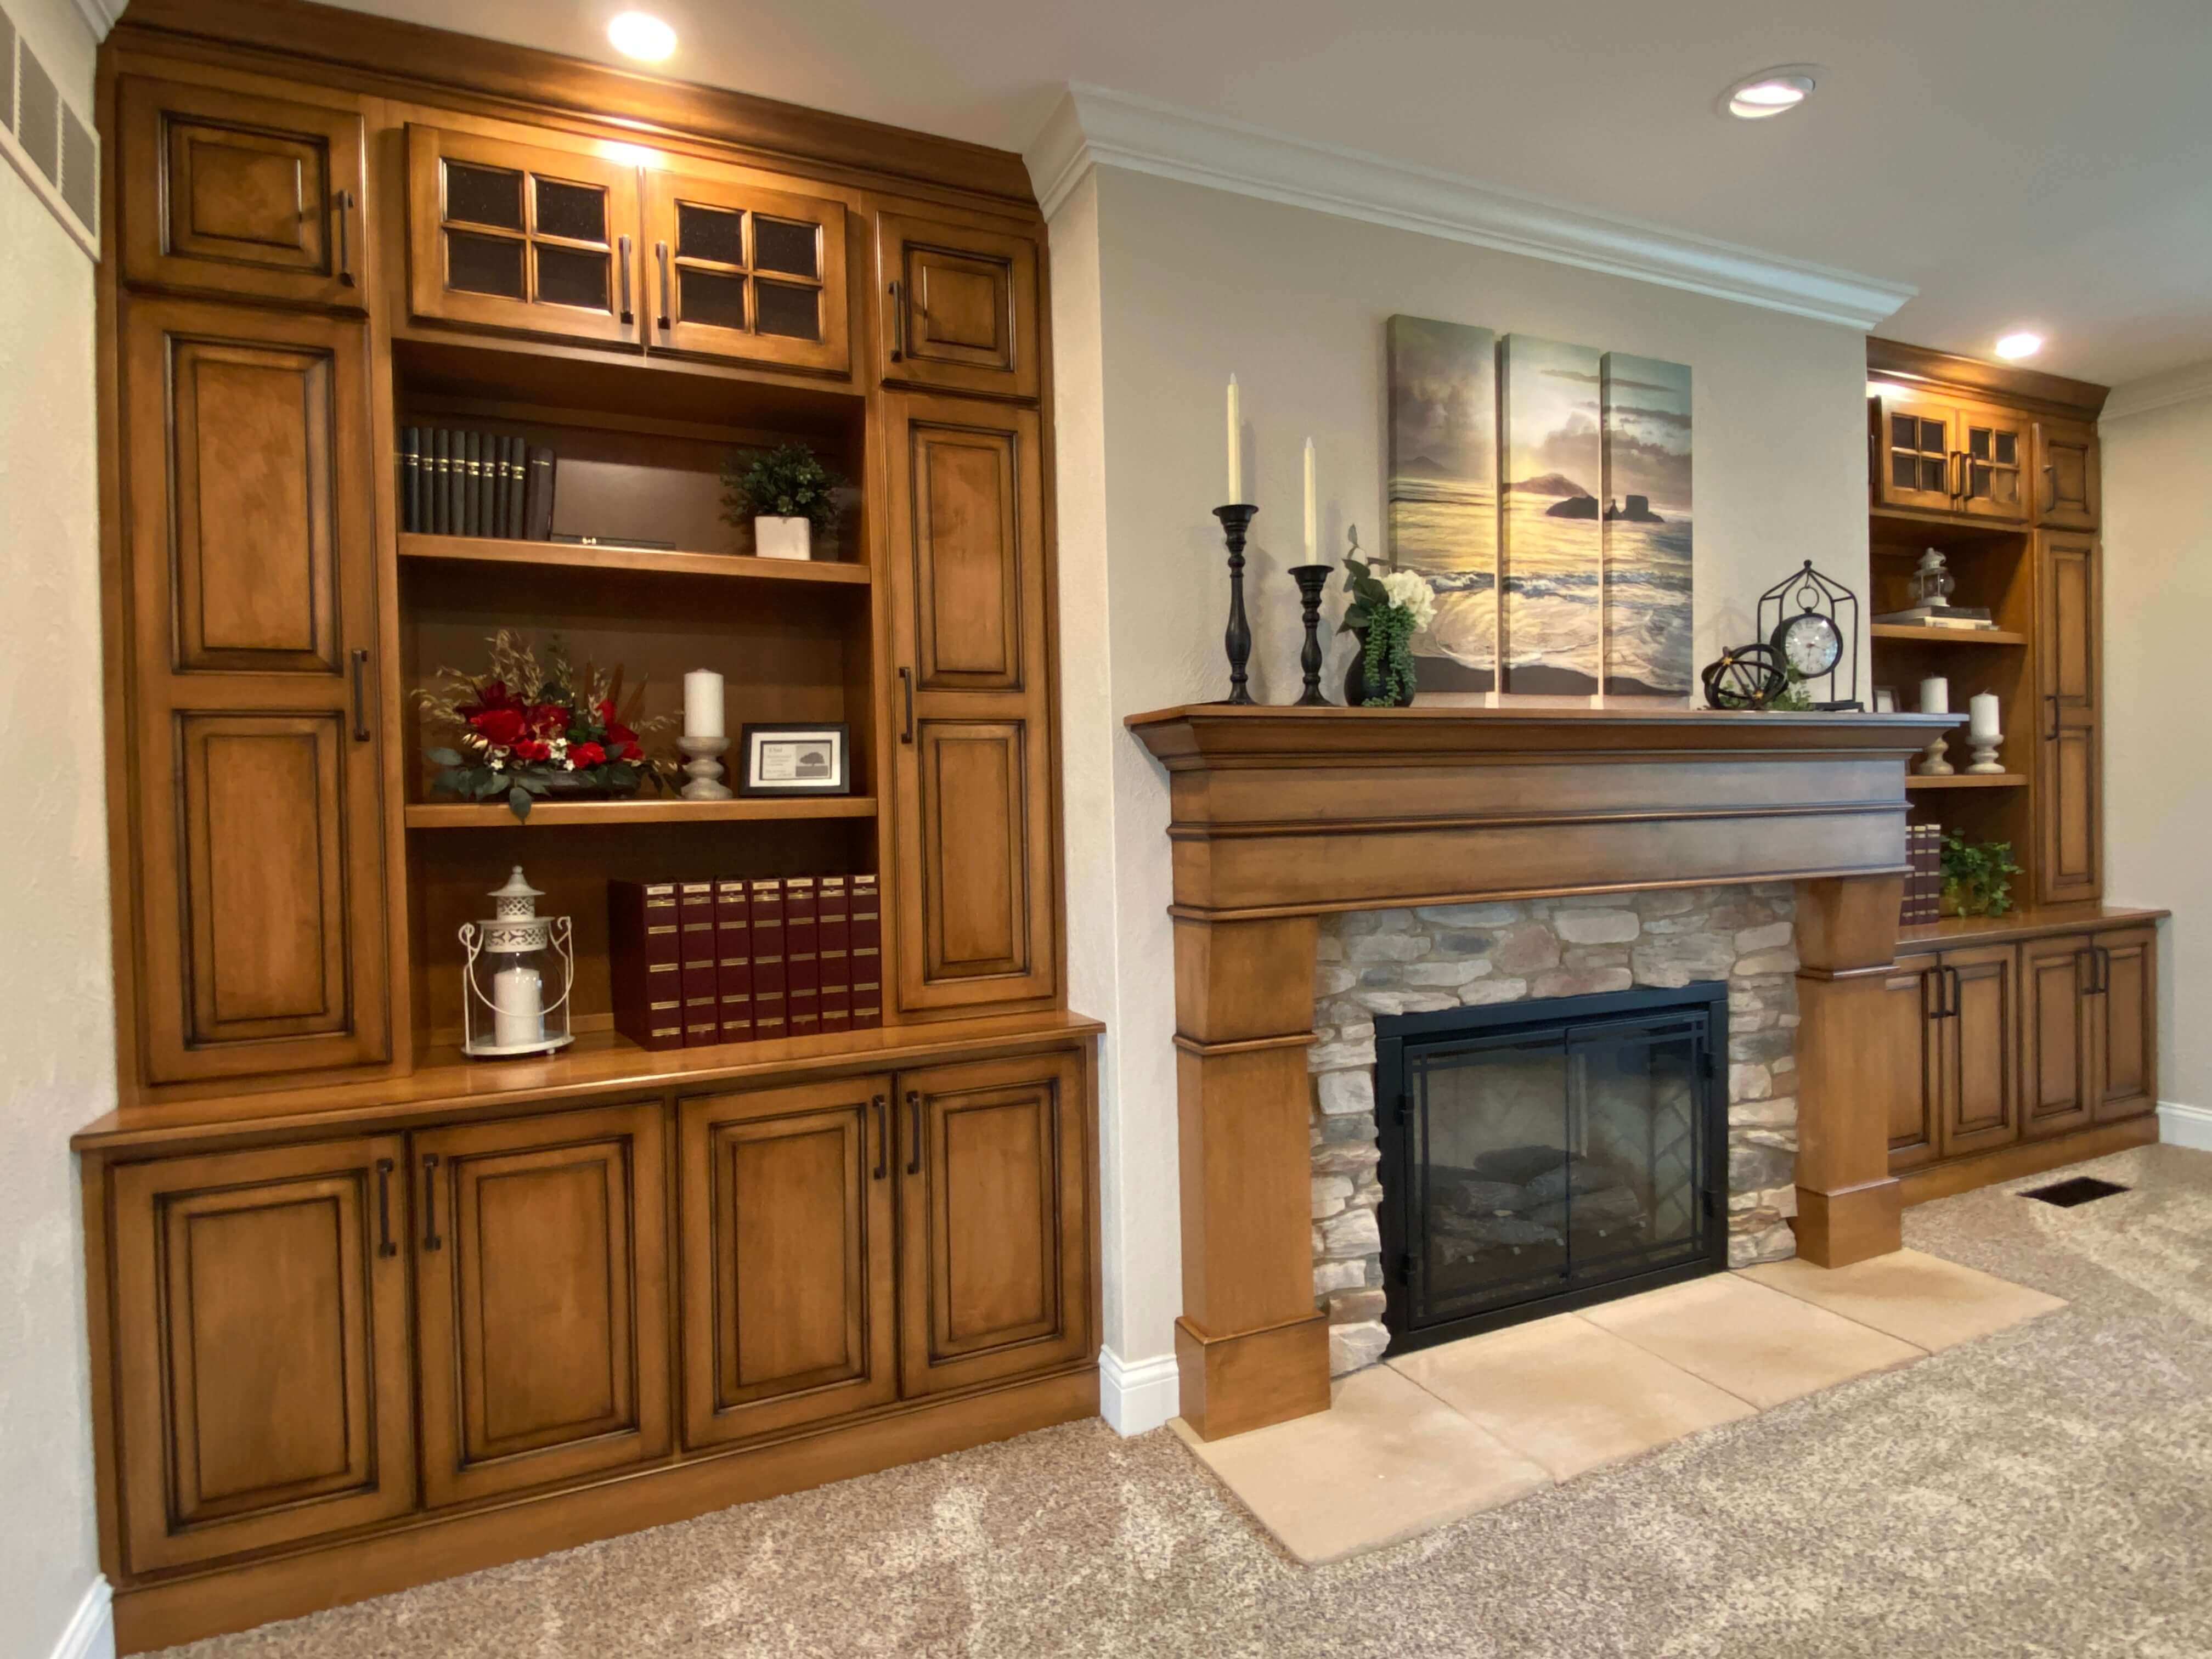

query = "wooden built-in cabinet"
[644, 166, 849, 374]
[2035, 416, 2101, 529]
[1871, 388, 2028, 521]
[876, 209, 1040, 400]
[2036, 530, 2102, 906]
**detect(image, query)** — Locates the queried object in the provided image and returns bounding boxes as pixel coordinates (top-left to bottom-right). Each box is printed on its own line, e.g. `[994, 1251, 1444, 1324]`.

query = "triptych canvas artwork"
[1386, 315, 1694, 698]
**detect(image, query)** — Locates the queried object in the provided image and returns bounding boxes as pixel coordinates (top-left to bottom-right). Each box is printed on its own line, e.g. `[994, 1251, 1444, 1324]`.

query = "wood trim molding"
[2100, 357, 2212, 424]
[111, 0, 1039, 205]
[1867, 337, 2109, 416]
[1026, 84, 1916, 330]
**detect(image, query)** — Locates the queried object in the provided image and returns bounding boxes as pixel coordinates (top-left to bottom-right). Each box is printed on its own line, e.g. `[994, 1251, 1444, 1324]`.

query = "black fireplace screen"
[1374, 981, 1728, 1353]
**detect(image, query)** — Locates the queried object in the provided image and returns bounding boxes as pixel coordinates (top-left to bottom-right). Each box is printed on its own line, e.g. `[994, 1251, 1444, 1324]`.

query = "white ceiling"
[331, 0, 2212, 388]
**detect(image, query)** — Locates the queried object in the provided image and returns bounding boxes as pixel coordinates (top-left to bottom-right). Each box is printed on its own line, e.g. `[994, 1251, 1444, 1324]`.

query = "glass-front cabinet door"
[1956, 400, 2030, 521]
[405, 125, 642, 349]
[1871, 388, 1959, 514]
[642, 169, 849, 374]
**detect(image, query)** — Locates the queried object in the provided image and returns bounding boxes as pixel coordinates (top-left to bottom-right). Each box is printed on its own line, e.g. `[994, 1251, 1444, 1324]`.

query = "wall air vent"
[0, 1, 98, 259]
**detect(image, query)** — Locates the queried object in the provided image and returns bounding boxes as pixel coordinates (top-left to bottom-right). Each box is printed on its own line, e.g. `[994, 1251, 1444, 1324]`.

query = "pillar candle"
[1918, 676, 1949, 715]
[1225, 375, 1241, 503]
[683, 668, 724, 739]
[1968, 691, 2000, 740]
[1302, 436, 1317, 561]
[492, 962, 544, 1048]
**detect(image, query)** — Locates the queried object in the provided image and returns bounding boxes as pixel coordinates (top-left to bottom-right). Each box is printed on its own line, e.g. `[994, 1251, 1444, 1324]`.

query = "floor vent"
[2020, 1176, 2130, 1208]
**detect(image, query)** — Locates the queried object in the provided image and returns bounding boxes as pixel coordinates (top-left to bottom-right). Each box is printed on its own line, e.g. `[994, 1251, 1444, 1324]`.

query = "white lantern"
[459, 866, 575, 1058]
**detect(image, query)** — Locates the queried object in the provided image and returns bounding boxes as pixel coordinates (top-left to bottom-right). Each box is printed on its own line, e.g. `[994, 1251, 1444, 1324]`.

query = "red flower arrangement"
[413, 632, 675, 820]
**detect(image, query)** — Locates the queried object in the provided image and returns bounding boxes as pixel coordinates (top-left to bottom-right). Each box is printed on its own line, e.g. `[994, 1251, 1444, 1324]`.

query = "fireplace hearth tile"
[1739, 1249, 2066, 1352]
[1388, 1312, 1755, 1480]
[1579, 1273, 1924, 1409]
[1169, 1364, 1549, 1564]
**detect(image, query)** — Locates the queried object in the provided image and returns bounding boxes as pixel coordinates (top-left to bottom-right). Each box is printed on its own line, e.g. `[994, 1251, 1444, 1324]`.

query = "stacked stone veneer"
[1310, 883, 1802, 1375]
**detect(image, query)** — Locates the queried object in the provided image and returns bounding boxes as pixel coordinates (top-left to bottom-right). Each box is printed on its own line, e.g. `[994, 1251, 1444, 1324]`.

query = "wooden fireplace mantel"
[1126, 704, 1955, 1440]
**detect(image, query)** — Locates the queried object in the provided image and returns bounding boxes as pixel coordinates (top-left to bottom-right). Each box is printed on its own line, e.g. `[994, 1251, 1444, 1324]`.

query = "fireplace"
[1375, 981, 1728, 1354]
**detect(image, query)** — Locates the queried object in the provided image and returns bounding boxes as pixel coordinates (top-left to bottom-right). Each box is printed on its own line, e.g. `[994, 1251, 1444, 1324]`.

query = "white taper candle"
[1226, 375, 1241, 503]
[1302, 436, 1317, 561]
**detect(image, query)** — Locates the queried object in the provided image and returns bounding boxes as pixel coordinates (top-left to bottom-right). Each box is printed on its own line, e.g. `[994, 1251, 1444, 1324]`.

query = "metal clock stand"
[1757, 560, 1862, 710]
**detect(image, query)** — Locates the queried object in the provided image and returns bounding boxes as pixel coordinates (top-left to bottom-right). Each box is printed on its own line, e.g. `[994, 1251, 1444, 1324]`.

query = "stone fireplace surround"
[1311, 885, 1803, 1375]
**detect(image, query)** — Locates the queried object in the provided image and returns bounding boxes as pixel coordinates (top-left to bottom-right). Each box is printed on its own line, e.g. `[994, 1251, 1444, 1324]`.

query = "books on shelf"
[400, 426, 548, 539]
[607, 881, 682, 1051]
[1900, 823, 1943, 929]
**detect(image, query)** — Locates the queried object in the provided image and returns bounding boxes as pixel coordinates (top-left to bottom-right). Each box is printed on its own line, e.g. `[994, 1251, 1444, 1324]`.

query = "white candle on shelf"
[1968, 692, 2000, 740]
[1225, 375, 1241, 503]
[682, 668, 724, 739]
[1302, 436, 1317, 561]
[1918, 676, 1949, 715]
[492, 962, 543, 1048]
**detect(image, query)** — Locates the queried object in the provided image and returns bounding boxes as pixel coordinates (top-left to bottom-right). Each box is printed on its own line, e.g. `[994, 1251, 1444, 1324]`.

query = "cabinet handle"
[334, 188, 356, 288]
[1947, 966, 1963, 1019]
[905, 1090, 922, 1176]
[2045, 693, 2061, 743]
[888, 279, 905, 360]
[871, 1093, 888, 1181]
[421, 1153, 442, 1251]
[2079, 946, 2099, 996]
[1928, 963, 1954, 1020]
[351, 648, 371, 741]
[899, 667, 915, 744]
[1950, 450, 1965, 500]
[617, 235, 634, 325]
[374, 1158, 396, 1258]
[2095, 946, 2113, 996]
[656, 240, 672, 331]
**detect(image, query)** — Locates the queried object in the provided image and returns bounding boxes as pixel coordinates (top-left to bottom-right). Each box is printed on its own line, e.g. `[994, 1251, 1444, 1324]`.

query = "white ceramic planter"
[755, 515, 812, 561]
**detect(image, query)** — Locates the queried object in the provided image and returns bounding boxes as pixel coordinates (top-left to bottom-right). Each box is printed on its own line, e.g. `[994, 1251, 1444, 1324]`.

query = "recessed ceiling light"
[1718, 65, 1821, 121]
[608, 12, 676, 61]
[1993, 331, 2045, 362]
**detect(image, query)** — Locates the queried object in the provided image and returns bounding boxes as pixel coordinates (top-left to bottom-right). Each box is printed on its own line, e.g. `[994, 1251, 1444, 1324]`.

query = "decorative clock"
[1755, 560, 1861, 710]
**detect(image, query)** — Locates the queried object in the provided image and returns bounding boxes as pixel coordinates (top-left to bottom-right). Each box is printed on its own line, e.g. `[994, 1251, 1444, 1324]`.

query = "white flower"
[1378, 569, 1438, 631]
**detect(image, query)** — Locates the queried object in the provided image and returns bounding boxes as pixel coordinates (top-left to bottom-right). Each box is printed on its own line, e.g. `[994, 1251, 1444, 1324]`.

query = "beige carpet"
[162, 1144, 2212, 1659]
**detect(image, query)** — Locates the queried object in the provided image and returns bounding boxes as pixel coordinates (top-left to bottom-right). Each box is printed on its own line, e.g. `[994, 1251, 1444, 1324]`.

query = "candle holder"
[1915, 733, 1955, 777]
[1967, 727, 2005, 774]
[678, 733, 732, 800]
[1288, 564, 1334, 706]
[1212, 504, 1258, 706]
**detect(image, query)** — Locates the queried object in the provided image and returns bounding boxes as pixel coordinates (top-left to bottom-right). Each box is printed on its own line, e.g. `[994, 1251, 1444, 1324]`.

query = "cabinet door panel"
[1937, 945, 2019, 1158]
[414, 1103, 668, 1506]
[2020, 934, 2095, 1141]
[1882, 962, 1942, 1172]
[2036, 533, 2102, 905]
[1871, 391, 1959, 514]
[897, 1052, 1089, 1396]
[877, 210, 1039, 399]
[118, 76, 367, 308]
[908, 421, 1025, 690]
[2035, 416, 2100, 529]
[110, 1138, 413, 1571]
[1957, 401, 2030, 522]
[2092, 927, 2157, 1122]
[644, 168, 849, 375]
[679, 1078, 896, 1447]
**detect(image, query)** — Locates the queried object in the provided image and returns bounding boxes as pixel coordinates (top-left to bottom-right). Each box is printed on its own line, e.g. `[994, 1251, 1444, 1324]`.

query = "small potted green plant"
[1939, 831, 2020, 917]
[721, 442, 844, 561]
[1338, 536, 1434, 707]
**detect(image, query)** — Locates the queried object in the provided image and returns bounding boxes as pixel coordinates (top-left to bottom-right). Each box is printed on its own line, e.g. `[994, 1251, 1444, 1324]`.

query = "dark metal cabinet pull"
[421, 1153, 442, 1250]
[617, 235, 634, 324]
[2045, 694, 2061, 743]
[1947, 966, 1963, 1019]
[1928, 963, 1953, 1020]
[905, 1091, 922, 1176]
[334, 189, 356, 287]
[351, 648, 371, 741]
[657, 240, 672, 330]
[888, 279, 905, 359]
[374, 1158, 396, 1257]
[871, 1094, 888, 1181]
[899, 667, 915, 743]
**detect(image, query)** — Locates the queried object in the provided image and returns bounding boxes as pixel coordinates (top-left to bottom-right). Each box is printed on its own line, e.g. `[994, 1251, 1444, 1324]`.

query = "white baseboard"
[2157, 1100, 2212, 1152]
[48, 1577, 114, 1659]
[1098, 1346, 1179, 1436]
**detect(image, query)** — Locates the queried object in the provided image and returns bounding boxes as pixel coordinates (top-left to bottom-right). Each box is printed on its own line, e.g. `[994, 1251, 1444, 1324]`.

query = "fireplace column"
[1170, 913, 1333, 1440]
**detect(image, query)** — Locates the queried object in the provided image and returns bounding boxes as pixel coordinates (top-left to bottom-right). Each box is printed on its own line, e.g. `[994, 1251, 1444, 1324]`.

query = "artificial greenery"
[1939, 831, 2020, 917]
[721, 443, 845, 532]
[1768, 668, 1815, 712]
[1339, 537, 1426, 706]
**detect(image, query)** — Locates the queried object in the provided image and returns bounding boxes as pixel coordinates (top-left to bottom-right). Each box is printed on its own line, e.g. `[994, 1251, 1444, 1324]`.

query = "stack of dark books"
[1900, 823, 1943, 928]
[400, 427, 555, 540]
[608, 873, 883, 1052]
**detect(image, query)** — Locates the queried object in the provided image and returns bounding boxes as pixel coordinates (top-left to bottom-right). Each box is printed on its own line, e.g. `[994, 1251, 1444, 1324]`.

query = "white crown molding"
[2101, 359, 2212, 425]
[70, 0, 123, 41]
[2157, 1101, 2212, 1153]
[46, 1576, 114, 1659]
[1097, 1345, 1179, 1437]
[1026, 84, 1915, 331]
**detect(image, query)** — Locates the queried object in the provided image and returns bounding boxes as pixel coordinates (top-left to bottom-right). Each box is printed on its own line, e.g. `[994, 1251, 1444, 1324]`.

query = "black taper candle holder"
[1287, 564, 1334, 706]
[1212, 504, 1259, 706]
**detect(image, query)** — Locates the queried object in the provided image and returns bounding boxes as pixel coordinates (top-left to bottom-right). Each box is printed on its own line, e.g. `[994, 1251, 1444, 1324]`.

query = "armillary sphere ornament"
[1701, 643, 1790, 711]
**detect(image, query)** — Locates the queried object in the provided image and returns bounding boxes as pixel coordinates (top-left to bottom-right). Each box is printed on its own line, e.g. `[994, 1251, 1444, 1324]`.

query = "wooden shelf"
[1871, 623, 2027, 646]
[404, 795, 877, 828]
[1897, 902, 2169, 955]
[1905, 772, 2025, 789]
[399, 532, 870, 586]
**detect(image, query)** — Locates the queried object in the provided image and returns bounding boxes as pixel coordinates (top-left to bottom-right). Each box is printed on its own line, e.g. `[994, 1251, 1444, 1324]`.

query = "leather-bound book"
[400, 427, 421, 532]
[714, 877, 753, 1044]
[678, 880, 719, 1047]
[607, 880, 682, 1050]
[748, 877, 787, 1041]
[429, 428, 449, 534]
[505, 436, 528, 539]
[786, 876, 820, 1039]
[850, 874, 882, 1030]
[488, 430, 508, 538]
[524, 445, 556, 541]
[817, 875, 852, 1034]
[445, 427, 465, 537]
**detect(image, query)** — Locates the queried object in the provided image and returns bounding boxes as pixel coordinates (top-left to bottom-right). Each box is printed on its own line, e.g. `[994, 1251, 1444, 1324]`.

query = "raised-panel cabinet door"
[122, 300, 389, 1084]
[406, 125, 641, 349]
[413, 1103, 669, 1506]
[1936, 944, 2020, 1158]
[109, 1137, 413, 1572]
[117, 76, 368, 309]
[678, 1078, 896, 1448]
[1882, 961, 1942, 1172]
[886, 394, 1057, 1012]
[876, 210, 1040, 399]
[2036, 532, 2102, 905]
[2091, 926, 2158, 1122]
[2035, 416, 2100, 528]
[1871, 390, 1960, 514]
[2019, 934, 2095, 1141]
[1956, 401, 2031, 522]
[896, 1051, 1090, 1396]
[642, 168, 849, 375]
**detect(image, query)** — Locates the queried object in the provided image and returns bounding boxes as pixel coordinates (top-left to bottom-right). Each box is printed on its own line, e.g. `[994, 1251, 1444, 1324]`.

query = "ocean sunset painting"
[1386, 316, 1498, 692]
[1500, 334, 1603, 694]
[1601, 352, 1694, 695]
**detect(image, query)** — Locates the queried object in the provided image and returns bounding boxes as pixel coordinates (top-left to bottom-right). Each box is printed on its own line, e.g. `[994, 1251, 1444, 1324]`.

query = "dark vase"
[1343, 628, 1417, 708]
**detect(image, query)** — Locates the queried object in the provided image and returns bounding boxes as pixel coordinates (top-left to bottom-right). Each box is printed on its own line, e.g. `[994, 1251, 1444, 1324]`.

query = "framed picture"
[737, 723, 851, 796]
[1873, 687, 1898, 713]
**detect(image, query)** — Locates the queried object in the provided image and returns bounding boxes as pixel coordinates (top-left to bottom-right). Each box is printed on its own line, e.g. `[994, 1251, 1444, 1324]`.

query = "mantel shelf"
[404, 796, 877, 828]
[1905, 773, 2025, 789]
[399, 532, 870, 586]
[1871, 624, 2028, 646]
